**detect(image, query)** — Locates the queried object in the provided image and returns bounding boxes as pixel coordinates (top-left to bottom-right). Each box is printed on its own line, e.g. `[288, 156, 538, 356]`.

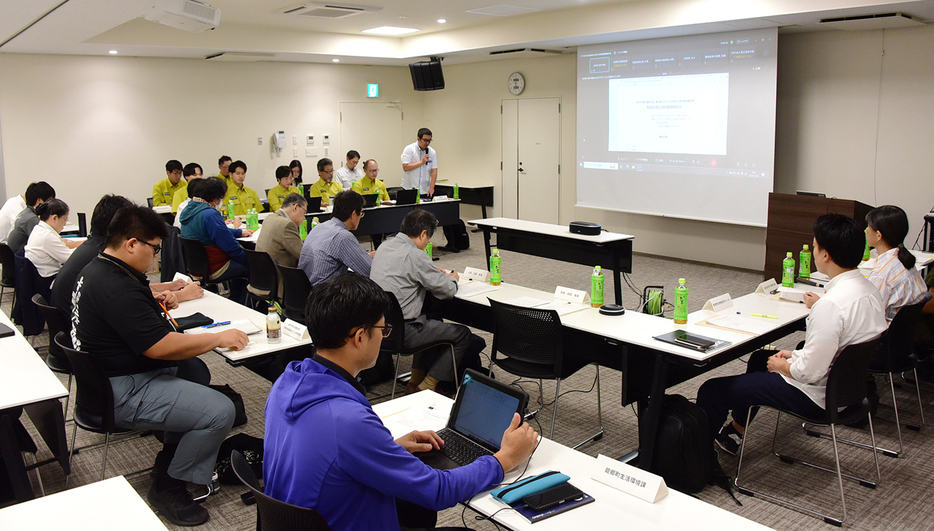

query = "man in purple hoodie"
[263, 275, 538, 530]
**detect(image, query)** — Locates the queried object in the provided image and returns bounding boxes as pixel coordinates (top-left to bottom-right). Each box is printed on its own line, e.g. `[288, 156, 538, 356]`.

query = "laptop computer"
[395, 188, 419, 205]
[303, 194, 323, 212]
[361, 193, 378, 207]
[417, 369, 529, 470]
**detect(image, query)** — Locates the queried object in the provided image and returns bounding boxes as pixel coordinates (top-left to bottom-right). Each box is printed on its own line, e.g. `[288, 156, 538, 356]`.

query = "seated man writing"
[263, 274, 538, 530]
[71, 205, 248, 526]
[697, 214, 887, 455]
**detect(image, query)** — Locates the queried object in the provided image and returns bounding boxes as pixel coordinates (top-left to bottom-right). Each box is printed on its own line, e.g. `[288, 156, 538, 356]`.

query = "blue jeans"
[214, 259, 249, 306]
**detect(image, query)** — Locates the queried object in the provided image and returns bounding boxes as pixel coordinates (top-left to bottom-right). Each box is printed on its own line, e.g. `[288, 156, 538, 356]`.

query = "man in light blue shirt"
[299, 190, 374, 287]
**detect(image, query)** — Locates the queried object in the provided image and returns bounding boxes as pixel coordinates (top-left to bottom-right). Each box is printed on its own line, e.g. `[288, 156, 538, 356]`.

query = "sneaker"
[148, 483, 210, 526]
[715, 424, 743, 456]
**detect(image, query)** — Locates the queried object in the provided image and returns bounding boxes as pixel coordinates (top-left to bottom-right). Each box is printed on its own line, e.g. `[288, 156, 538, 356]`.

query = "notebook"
[417, 369, 529, 470]
[395, 188, 419, 205]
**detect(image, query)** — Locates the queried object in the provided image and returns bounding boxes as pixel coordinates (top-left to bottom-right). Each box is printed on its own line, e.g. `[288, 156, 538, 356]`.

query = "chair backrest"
[825, 338, 881, 423]
[379, 291, 406, 355]
[880, 300, 926, 372]
[243, 248, 279, 300]
[0, 243, 16, 286]
[230, 450, 332, 531]
[489, 299, 563, 375]
[32, 293, 72, 367]
[179, 236, 212, 281]
[54, 331, 116, 432]
[275, 263, 311, 322]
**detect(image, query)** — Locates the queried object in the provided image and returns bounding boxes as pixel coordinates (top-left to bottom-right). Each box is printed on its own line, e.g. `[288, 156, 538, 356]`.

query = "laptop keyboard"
[437, 427, 493, 465]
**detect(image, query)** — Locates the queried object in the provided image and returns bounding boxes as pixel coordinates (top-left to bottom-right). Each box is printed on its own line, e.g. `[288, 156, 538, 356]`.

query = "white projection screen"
[576, 28, 777, 226]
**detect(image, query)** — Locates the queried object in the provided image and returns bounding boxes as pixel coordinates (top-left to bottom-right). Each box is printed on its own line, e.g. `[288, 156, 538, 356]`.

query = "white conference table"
[171, 291, 312, 364]
[0, 308, 69, 502]
[373, 391, 772, 531]
[0, 475, 168, 530]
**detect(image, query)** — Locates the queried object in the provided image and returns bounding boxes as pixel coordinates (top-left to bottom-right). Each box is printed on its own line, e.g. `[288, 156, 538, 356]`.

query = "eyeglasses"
[420, 138, 432, 143]
[349, 323, 393, 338]
[138, 239, 162, 254]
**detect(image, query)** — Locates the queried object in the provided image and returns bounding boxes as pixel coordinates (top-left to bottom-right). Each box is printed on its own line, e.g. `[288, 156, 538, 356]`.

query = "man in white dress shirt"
[334, 150, 364, 191]
[400, 128, 437, 197]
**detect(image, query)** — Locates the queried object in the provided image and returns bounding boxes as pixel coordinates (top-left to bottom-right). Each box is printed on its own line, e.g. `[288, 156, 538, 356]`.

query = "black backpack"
[452, 219, 470, 250]
[641, 394, 713, 493]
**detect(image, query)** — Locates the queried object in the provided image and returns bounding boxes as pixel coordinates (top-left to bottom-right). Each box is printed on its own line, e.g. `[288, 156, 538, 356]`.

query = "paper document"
[706, 313, 775, 335]
[381, 403, 449, 439]
[456, 279, 500, 298]
[185, 319, 263, 336]
[502, 296, 589, 316]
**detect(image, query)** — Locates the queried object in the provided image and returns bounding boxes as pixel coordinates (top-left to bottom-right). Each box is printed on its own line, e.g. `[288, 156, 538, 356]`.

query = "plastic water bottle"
[863, 234, 871, 262]
[311, 217, 319, 230]
[591, 266, 604, 308]
[453, 183, 459, 199]
[227, 200, 235, 220]
[426, 241, 433, 259]
[266, 306, 281, 344]
[799, 244, 811, 280]
[376, 193, 382, 206]
[490, 248, 502, 286]
[299, 219, 307, 239]
[782, 252, 795, 287]
[673, 278, 688, 324]
[416, 189, 421, 203]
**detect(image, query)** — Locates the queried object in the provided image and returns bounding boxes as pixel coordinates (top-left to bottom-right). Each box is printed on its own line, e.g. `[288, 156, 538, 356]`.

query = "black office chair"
[243, 248, 280, 310]
[867, 301, 926, 456]
[488, 299, 603, 449]
[274, 263, 311, 324]
[380, 291, 459, 399]
[0, 242, 16, 308]
[32, 294, 73, 420]
[734, 339, 882, 527]
[55, 332, 150, 486]
[179, 236, 229, 294]
[230, 450, 332, 531]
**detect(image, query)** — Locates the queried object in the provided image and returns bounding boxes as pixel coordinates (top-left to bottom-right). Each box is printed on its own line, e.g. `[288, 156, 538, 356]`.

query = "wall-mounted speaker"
[409, 60, 444, 91]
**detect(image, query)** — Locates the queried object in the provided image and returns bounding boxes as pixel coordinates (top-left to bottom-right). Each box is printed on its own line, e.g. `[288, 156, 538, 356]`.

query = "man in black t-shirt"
[71, 205, 248, 527]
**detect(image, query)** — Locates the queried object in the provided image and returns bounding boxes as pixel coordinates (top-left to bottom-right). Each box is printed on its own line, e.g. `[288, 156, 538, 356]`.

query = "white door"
[339, 102, 404, 184]
[501, 98, 560, 223]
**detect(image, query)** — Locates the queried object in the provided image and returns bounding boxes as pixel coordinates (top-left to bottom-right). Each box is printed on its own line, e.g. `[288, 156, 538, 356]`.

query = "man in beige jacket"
[255, 193, 307, 298]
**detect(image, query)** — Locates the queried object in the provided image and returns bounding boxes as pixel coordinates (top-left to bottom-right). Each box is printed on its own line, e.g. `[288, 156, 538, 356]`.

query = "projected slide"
[608, 73, 728, 155]
[576, 29, 777, 227]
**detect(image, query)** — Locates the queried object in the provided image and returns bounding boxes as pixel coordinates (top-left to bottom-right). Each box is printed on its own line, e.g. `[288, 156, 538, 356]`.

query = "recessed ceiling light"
[332, 58, 340, 62]
[437, 19, 446, 24]
[109, 50, 118, 54]
[362, 26, 419, 35]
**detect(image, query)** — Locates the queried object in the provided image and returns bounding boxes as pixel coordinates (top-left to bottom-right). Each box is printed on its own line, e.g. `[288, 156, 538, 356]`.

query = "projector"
[145, 0, 221, 33]
[569, 221, 601, 236]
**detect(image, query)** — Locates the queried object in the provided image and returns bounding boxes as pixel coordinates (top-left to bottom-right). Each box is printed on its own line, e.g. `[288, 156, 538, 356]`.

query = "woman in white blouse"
[24, 198, 81, 278]
[865, 205, 930, 321]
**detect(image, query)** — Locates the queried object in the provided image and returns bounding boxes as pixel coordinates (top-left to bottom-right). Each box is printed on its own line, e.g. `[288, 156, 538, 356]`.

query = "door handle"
[517, 167, 525, 173]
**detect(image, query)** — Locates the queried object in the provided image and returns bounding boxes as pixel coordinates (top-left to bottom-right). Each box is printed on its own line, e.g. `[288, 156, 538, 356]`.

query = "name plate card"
[592, 454, 668, 503]
[755, 278, 778, 295]
[281, 319, 310, 341]
[702, 293, 733, 312]
[462, 267, 490, 282]
[433, 195, 449, 201]
[555, 286, 589, 305]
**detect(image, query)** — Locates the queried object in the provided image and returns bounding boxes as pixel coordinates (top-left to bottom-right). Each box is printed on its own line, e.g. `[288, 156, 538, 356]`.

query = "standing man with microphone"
[401, 127, 437, 198]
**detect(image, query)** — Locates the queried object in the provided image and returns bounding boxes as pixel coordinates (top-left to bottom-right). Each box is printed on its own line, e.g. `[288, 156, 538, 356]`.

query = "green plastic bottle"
[673, 278, 688, 324]
[863, 234, 871, 261]
[376, 193, 382, 206]
[799, 244, 811, 280]
[782, 252, 795, 287]
[299, 219, 307, 239]
[591, 266, 604, 308]
[227, 200, 235, 220]
[453, 183, 459, 199]
[416, 189, 421, 203]
[490, 248, 501, 286]
[426, 241, 433, 259]
[311, 216, 320, 230]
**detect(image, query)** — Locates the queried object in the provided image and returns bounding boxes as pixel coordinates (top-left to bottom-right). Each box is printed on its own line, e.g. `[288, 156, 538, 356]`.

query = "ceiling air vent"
[279, 3, 381, 19]
[818, 12, 924, 30]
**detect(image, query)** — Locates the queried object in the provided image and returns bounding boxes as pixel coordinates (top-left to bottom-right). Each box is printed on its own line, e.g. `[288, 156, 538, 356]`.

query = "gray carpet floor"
[7, 227, 933, 530]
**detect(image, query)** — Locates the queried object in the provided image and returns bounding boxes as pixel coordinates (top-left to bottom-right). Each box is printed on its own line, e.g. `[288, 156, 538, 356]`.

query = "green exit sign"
[367, 83, 379, 98]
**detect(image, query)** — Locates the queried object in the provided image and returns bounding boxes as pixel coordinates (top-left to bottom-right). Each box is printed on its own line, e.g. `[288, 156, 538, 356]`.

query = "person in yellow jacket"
[172, 162, 204, 214]
[351, 159, 390, 202]
[152, 160, 187, 207]
[216, 155, 233, 187]
[307, 158, 343, 207]
[224, 160, 261, 216]
[267, 165, 301, 212]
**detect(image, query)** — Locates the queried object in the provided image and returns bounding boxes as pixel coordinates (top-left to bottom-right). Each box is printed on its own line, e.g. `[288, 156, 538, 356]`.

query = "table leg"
[612, 250, 622, 306]
[23, 399, 69, 476]
[0, 411, 34, 503]
[482, 228, 492, 269]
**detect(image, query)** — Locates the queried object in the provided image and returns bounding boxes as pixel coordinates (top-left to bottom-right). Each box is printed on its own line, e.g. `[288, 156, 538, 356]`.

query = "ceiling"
[1, 0, 933, 65]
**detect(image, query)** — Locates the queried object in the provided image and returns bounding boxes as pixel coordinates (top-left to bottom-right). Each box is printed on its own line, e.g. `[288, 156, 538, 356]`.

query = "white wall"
[2, 24, 934, 270]
[0, 54, 423, 215]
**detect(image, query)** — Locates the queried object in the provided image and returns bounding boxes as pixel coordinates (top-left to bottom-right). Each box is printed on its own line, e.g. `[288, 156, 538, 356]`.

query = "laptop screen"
[450, 373, 523, 450]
